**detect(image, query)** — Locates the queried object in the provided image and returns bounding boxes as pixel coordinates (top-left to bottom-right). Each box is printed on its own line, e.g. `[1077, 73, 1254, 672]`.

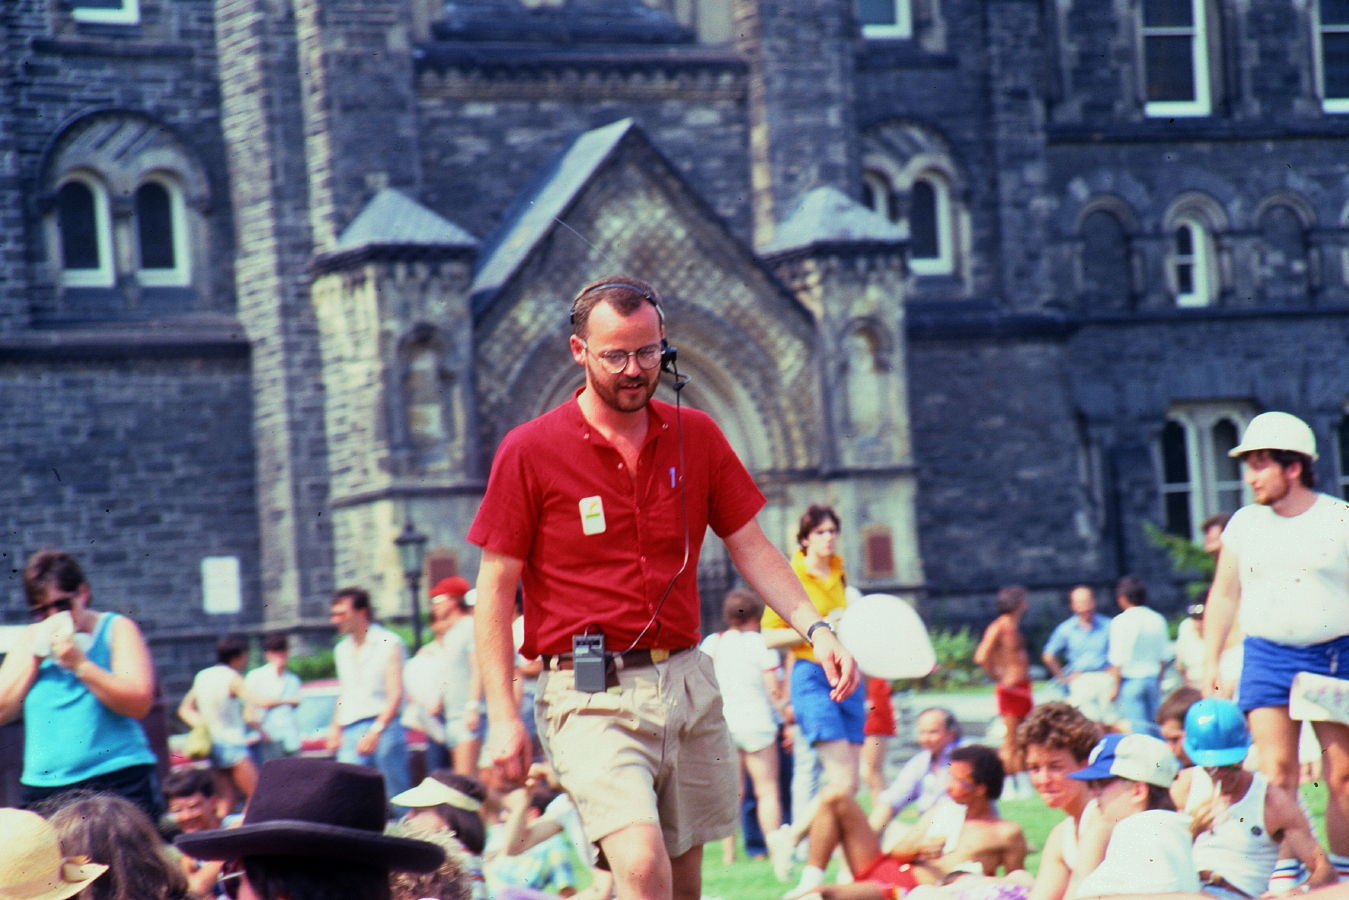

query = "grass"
[693, 782, 1331, 899]
[696, 793, 1062, 899]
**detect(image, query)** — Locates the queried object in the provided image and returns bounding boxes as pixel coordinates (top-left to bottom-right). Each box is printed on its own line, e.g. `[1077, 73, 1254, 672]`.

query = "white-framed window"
[56, 173, 114, 287]
[71, 0, 140, 25]
[858, 0, 911, 38]
[1141, 0, 1211, 117]
[1316, 0, 1349, 112]
[1170, 217, 1216, 306]
[861, 169, 897, 222]
[909, 172, 954, 275]
[135, 176, 191, 286]
[1159, 405, 1253, 539]
[1337, 414, 1349, 500]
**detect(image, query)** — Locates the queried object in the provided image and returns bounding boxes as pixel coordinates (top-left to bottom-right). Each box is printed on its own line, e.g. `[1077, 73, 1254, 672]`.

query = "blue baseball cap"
[1182, 698, 1250, 767]
[1069, 732, 1179, 788]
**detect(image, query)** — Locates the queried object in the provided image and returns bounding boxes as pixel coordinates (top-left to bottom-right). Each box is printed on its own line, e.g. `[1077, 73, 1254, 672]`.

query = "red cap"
[429, 576, 470, 602]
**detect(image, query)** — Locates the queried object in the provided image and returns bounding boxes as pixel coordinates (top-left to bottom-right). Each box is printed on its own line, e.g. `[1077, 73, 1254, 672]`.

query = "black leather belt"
[542, 645, 692, 672]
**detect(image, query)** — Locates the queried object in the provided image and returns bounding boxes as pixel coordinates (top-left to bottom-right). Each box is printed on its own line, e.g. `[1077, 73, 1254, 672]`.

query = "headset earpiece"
[660, 339, 677, 373]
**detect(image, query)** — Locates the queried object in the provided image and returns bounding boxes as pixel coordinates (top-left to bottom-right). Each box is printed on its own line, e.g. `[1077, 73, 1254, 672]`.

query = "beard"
[588, 364, 659, 413]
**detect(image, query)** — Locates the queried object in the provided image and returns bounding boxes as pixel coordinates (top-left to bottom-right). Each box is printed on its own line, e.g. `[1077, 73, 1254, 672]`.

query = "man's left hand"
[812, 629, 860, 701]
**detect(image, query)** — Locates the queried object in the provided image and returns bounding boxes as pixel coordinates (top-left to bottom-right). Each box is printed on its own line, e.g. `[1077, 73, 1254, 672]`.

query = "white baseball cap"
[1228, 411, 1318, 461]
[1068, 733, 1179, 788]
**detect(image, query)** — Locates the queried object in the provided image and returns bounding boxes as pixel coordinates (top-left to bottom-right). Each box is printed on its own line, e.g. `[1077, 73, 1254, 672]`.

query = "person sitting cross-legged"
[784, 744, 1026, 900]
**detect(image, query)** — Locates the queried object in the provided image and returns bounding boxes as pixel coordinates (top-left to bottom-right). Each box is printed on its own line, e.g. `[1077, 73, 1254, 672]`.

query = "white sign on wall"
[201, 556, 242, 615]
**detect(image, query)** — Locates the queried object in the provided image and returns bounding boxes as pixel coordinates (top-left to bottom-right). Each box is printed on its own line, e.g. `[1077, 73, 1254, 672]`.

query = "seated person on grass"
[1173, 698, 1335, 897]
[785, 744, 1026, 900]
[1068, 733, 1199, 898]
[1016, 703, 1103, 900]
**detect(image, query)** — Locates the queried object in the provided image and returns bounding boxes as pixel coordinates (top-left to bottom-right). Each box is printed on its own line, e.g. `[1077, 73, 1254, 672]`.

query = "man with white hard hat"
[1200, 410, 1349, 880]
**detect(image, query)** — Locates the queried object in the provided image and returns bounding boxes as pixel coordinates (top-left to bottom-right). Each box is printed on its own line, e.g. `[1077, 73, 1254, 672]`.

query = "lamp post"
[394, 519, 429, 651]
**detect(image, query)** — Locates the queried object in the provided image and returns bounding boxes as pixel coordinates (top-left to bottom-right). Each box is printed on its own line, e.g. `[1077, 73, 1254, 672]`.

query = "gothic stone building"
[3, 0, 1348, 685]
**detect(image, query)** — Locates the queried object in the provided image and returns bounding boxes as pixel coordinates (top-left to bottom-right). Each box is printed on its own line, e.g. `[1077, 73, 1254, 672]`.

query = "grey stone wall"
[415, 55, 752, 245]
[0, 346, 258, 689]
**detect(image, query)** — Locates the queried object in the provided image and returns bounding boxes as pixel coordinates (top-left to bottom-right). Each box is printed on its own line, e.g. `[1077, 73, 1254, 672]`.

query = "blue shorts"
[210, 740, 251, 769]
[791, 659, 866, 745]
[1239, 633, 1349, 713]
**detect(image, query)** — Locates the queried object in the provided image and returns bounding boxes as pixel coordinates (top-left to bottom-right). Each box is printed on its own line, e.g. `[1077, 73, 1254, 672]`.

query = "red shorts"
[995, 681, 1033, 718]
[856, 856, 920, 898]
[864, 678, 897, 737]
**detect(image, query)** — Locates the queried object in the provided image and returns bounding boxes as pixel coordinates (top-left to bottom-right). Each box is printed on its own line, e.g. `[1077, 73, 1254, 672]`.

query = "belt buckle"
[650, 648, 670, 663]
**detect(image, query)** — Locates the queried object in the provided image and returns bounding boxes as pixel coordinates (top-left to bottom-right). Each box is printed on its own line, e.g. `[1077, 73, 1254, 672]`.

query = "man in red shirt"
[470, 276, 859, 900]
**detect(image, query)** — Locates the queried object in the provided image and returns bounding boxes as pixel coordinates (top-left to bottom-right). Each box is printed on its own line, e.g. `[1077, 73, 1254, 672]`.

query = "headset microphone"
[660, 340, 690, 391]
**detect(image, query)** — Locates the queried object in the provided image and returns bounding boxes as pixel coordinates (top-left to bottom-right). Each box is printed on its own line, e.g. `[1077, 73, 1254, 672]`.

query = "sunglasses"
[29, 595, 75, 621]
[216, 862, 244, 900]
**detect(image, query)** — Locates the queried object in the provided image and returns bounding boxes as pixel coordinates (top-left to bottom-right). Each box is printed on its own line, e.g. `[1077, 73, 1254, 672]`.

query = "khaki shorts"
[534, 647, 738, 859]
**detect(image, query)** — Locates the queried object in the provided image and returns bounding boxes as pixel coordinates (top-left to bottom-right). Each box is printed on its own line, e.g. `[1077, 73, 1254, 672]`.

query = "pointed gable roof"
[761, 185, 906, 258]
[335, 187, 478, 252]
[471, 118, 635, 308]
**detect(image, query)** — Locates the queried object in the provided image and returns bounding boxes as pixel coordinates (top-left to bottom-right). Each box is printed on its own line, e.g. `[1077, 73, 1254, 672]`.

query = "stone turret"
[312, 188, 480, 610]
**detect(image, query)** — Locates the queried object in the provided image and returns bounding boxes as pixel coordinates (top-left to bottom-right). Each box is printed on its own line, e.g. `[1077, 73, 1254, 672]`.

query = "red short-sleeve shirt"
[468, 391, 765, 657]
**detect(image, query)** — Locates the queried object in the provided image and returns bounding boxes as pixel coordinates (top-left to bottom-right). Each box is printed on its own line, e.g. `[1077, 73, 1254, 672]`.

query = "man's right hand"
[487, 715, 533, 784]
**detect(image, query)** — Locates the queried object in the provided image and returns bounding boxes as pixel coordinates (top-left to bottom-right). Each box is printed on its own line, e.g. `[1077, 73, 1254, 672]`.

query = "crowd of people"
[0, 277, 1345, 900]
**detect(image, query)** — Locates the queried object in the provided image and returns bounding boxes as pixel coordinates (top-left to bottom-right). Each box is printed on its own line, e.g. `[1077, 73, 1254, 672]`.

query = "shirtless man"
[975, 585, 1032, 778]
[784, 744, 1026, 900]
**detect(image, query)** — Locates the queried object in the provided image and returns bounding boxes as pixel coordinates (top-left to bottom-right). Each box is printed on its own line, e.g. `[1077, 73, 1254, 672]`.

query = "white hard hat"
[1228, 411, 1318, 460]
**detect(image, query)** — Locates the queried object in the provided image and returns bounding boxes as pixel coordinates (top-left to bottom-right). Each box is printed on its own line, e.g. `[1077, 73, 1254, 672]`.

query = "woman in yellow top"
[764, 504, 865, 798]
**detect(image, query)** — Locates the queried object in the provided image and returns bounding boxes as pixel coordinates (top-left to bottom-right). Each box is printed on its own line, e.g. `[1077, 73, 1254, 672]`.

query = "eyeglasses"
[29, 595, 75, 621]
[581, 341, 663, 374]
[217, 862, 244, 900]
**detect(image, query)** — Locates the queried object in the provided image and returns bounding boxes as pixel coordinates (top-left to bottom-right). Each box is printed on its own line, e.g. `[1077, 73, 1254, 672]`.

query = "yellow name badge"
[579, 495, 607, 535]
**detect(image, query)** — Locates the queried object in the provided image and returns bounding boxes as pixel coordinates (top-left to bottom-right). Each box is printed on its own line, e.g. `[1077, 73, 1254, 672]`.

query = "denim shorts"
[1239, 633, 1349, 712]
[210, 739, 251, 769]
[791, 658, 866, 745]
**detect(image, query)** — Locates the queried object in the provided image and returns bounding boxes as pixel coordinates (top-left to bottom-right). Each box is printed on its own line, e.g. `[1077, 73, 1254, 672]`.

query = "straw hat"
[0, 808, 107, 900]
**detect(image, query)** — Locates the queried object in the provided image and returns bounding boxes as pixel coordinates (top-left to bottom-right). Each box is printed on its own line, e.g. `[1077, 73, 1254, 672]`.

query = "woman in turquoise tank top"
[0, 548, 160, 820]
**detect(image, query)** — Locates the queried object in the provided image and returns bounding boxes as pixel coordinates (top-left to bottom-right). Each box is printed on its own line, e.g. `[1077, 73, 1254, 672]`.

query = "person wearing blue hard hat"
[1171, 699, 1335, 898]
[1068, 732, 1199, 896]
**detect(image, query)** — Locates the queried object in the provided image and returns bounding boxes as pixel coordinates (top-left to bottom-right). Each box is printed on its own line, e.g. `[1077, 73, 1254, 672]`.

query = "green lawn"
[695, 783, 1331, 899]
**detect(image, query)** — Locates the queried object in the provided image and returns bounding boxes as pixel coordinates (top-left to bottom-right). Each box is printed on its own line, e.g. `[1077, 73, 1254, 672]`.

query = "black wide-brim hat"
[176, 758, 443, 873]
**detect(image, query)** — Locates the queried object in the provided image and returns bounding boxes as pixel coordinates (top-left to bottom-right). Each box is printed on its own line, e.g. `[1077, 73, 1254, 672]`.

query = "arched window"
[405, 343, 451, 458]
[861, 170, 897, 222]
[843, 329, 886, 437]
[57, 175, 113, 287]
[1080, 208, 1132, 311]
[1256, 204, 1309, 307]
[1171, 218, 1216, 307]
[1159, 405, 1253, 538]
[909, 172, 953, 275]
[136, 178, 190, 286]
[861, 524, 897, 580]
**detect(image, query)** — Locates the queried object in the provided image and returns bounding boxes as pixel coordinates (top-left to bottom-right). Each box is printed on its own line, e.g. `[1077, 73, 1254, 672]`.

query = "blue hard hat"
[1182, 698, 1250, 767]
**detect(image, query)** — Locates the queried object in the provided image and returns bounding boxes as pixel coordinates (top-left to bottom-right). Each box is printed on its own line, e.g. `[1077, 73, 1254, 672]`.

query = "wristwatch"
[805, 620, 834, 645]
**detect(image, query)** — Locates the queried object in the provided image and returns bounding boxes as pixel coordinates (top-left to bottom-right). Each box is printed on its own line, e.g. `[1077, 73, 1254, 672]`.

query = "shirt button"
[640, 556, 647, 564]
[662, 424, 669, 430]
[617, 462, 624, 469]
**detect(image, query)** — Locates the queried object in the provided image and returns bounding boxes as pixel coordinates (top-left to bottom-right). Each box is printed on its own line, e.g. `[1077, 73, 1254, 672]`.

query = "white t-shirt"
[402, 643, 449, 742]
[1107, 606, 1172, 679]
[334, 623, 407, 726]
[440, 616, 476, 722]
[1223, 493, 1349, 645]
[192, 663, 248, 745]
[1074, 809, 1200, 897]
[699, 629, 781, 737]
[243, 663, 301, 751]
